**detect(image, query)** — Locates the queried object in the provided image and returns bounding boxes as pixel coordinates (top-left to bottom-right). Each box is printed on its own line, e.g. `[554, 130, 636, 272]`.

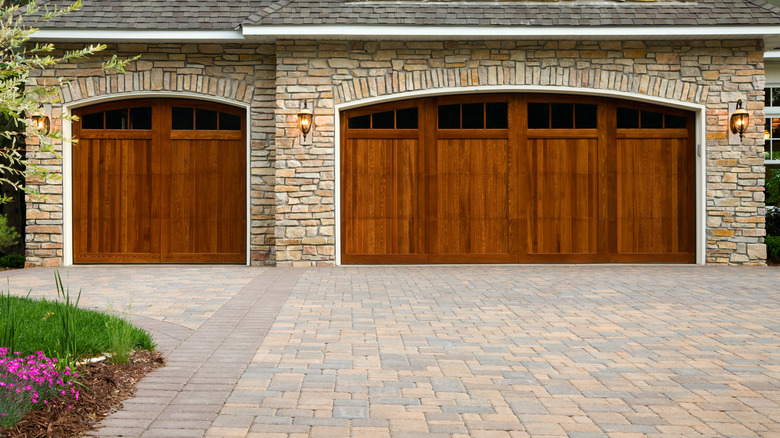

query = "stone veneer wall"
[274, 39, 767, 266]
[24, 39, 766, 266]
[25, 43, 277, 266]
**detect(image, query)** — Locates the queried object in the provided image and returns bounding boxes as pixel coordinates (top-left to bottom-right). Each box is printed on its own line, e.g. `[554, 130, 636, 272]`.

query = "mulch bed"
[1, 350, 164, 438]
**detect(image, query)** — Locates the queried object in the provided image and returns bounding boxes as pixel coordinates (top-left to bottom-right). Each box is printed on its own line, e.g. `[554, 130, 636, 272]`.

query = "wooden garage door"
[341, 95, 695, 264]
[73, 99, 246, 263]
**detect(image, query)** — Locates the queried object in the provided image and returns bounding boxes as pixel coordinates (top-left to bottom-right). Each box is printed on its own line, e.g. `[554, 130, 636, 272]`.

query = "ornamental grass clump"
[0, 348, 79, 428]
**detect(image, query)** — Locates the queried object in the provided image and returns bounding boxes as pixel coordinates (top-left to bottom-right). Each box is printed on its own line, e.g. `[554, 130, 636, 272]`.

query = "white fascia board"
[766, 50, 780, 59]
[242, 24, 780, 39]
[30, 29, 244, 42]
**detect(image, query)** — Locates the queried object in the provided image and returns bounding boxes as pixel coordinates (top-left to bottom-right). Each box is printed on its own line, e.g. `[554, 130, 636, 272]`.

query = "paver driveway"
[3, 265, 780, 437]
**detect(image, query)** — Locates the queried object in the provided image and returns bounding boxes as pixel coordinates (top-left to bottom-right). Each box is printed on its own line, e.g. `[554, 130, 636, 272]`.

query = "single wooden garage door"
[73, 99, 246, 263]
[341, 94, 695, 264]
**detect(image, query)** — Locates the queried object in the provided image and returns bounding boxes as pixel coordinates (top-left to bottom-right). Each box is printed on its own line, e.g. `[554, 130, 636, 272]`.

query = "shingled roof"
[32, 0, 780, 30]
[246, 0, 780, 27]
[35, 0, 269, 30]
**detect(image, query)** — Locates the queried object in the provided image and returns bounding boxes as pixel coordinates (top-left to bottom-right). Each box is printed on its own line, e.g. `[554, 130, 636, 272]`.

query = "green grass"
[1, 295, 154, 359]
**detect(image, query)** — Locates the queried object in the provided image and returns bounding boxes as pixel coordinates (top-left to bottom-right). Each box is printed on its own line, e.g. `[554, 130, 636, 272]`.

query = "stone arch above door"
[334, 66, 707, 107]
[54, 71, 255, 105]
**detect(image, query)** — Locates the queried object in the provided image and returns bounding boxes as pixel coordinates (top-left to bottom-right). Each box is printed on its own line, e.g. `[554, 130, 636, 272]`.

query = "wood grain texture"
[614, 133, 694, 260]
[73, 99, 246, 264]
[428, 137, 514, 263]
[338, 94, 697, 264]
[341, 137, 420, 261]
[527, 137, 599, 256]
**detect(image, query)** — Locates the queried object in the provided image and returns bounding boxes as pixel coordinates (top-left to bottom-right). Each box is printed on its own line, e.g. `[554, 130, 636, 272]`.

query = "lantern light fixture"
[729, 99, 749, 141]
[30, 108, 50, 135]
[297, 100, 313, 141]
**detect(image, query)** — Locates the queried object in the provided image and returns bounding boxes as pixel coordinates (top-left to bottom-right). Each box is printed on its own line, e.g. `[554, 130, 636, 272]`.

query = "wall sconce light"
[297, 101, 313, 141]
[729, 99, 749, 141]
[30, 110, 50, 135]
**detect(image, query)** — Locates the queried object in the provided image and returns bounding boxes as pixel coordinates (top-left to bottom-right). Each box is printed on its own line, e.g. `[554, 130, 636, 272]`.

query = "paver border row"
[92, 268, 304, 438]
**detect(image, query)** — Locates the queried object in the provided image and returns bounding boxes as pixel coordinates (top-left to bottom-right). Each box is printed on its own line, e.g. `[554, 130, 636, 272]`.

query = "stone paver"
[240, 266, 780, 437]
[3, 265, 780, 437]
[3, 266, 260, 330]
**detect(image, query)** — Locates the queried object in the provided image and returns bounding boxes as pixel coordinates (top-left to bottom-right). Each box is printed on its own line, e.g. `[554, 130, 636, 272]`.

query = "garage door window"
[438, 102, 507, 129]
[528, 103, 597, 129]
[172, 106, 242, 131]
[347, 107, 419, 129]
[616, 107, 687, 129]
[80, 106, 152, 130]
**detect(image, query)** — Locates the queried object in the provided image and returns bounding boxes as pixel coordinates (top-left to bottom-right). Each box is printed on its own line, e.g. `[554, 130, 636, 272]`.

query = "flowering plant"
[0, 348, 79, 428]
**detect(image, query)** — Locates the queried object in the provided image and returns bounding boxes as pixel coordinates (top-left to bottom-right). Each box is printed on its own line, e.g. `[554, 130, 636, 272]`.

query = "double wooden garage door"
[341, 94, 696, 264]
[73, 99, 246, 263]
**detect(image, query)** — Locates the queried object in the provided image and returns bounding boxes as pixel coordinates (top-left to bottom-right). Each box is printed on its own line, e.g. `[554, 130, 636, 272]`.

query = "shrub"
[767, 168, 780, 206]
[0, 255, 25, 269]
[766, 235, 780, 262]
[767, 207, 780, 237]
[0, 215, 19, 254]
[0, 349, 79, 428]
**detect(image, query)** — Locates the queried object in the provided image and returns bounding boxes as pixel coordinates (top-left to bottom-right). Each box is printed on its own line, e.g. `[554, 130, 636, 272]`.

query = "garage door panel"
[527, 137, 599, 255]
[74, 137, 157, 262]
[616, 135, 694, 257]
[167, 138, 245, 260]
[429, 138, 513, 260]
[342, 138, 420, 259]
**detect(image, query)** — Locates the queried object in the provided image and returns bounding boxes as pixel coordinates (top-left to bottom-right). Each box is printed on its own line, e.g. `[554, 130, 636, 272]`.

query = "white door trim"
[333, 85, 707, 265]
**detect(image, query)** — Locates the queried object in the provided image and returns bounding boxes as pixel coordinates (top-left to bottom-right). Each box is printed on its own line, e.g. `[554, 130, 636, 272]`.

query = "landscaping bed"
[1, 350, 164, 437]
[1, 272, 162, 437]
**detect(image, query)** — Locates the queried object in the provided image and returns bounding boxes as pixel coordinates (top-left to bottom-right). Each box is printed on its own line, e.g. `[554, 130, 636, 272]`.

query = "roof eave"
[241, 24, 780, 40]
[30, 25, 780, 50]
[30, 29, 245, 42]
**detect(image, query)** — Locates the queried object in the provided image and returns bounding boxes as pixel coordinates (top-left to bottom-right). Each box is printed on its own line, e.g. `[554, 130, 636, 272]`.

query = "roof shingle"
[33, 0, 780, 30]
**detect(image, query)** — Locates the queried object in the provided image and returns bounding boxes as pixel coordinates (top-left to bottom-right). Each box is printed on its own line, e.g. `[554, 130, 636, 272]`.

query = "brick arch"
[334, 66, 707, 106]
[58, 71, 255, 104]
